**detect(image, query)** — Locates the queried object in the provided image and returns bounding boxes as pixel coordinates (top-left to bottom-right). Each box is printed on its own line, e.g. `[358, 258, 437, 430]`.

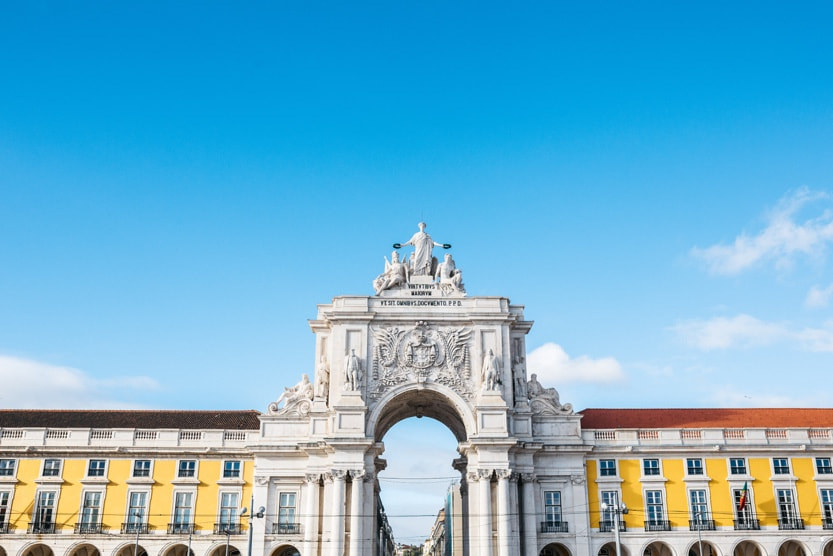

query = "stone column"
[496, 470, 512, 556]
[328, 470, 347, 556]
[477, 469, 493, 556]
[303, 474, 320, 556]
[348, 470, 365, 556]
[521, 474, 538, 556]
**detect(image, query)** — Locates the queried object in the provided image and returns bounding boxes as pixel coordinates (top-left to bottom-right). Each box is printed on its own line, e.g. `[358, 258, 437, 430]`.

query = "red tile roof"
[579, 408, 833, 429]
[0, 410, 261, 430]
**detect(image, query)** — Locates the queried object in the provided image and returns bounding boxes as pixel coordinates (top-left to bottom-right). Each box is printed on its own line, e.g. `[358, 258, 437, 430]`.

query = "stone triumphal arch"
[258, 223, 584, 556]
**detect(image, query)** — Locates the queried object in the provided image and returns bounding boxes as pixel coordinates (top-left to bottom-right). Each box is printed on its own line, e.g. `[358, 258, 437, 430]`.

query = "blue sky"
[2, 1, 833, 544]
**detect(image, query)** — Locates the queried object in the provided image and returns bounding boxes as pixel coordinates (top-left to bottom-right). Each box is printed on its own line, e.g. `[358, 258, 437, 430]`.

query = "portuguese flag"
[738, 481, 749, 511]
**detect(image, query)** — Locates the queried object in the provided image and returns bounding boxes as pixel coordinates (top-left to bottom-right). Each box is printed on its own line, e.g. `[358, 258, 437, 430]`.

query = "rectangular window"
[773, 458, 790, 475]
[173, 492, 194, 527]
[729, 458, 747, 475]
[88, 460, 106, 477]
[278, 492, 297, 528]
[645, 490, 664, 523]
[686, 459, 704, 476]
[0, 459, 15, 477]
[816, 457, 833, 474]
[689, 489, 709, 521]
[218, 492, 240, 527]
[127, 491, 148, 525]
[223, 461, 241, 478]
[733, 487, 754, 524]
[599, 460, 616, 477]
[34, 491, 56, 528]
[42, 459, 62, 477]
[178, 460, 196, 478]
[600, 491, 620, 529]
[0, 491, 9, 525]
[777, 488, 801, 529]
[821, 489, 833, 525]
[643, 459, 660, 476]
[81, 492, 102, 526]
[133, 460, 151, 478]
[544, 491, 562, 524]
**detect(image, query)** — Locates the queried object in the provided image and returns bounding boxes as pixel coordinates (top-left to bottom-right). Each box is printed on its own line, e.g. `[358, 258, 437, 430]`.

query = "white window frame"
[222, 460, 242, 479]
[276, 491, 299, 533]
[686, 458, 704, 476]
[42, 459, 62, 477]
[218, 491, 241, 532]
[0, 459, 16, 477]
[133, 460, 153, 478]
[644, 489, 666, 525]
[177, 460, 198, 478]
[732, 485, 756, 526]
[87, 459, 107, 478]
[543, 490, 562, 525]
[816, 457, 833, 475]
[79, 490, 104, 530]
[0, 489, 13, 529]
[772, 457, 791, 475]
[729, 457, 748, 475]
[125, 489, 150, 531]
[642, 458, 661, 477]
[171, 490, 195, 532]
[689, 488, 710, 523]
[820, 488, 833, 527]
[599, 490, 622, 529]
[599, 459, 617, 477]
[33, 489, 58, 531]
[776, 488, 801, 527]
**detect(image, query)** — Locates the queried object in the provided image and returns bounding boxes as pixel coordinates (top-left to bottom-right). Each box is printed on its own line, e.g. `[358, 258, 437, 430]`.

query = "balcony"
[540, 521, 569, 533]
[778, 517, 805, 530]
[733, 518, 760, 530]
[214, 523, 243, 535]
[121, 523, 149, 534]
[644, 520, 670, 532]
[599, 520, 626, 533]
[272, 522, 301, 535]
[823, 517, 833, 530]
[74, 522, 103, 534]
[689, 519, 716, 531]
[28, 522, 56, 534]
[167, 523, 195, 534]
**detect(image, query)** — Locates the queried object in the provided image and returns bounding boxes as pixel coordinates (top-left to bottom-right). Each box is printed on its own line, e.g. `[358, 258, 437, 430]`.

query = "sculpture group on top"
[373, 222, 465, 295]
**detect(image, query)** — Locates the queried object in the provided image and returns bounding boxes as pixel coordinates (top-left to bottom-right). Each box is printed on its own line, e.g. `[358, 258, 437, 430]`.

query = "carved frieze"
[370, 322, 472, 399]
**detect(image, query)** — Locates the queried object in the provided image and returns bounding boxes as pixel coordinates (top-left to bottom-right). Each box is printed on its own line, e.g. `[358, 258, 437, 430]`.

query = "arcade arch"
[689, 542, 720, 556]
[113, 544, 147, 556]
[268, 546, 300, 556]
[777, 540, 807, 556]
[207, 544, 241, 556]
[161, 544, 195, 556]
[540, 542, 572, 556]
[368, 383, 473, 443]
[66, 544, 99, 556]
[643, 541, 674, 556]
[19, 545, 53, 556]
[732, 541, 764, 556]
[598, 543, 629, 556]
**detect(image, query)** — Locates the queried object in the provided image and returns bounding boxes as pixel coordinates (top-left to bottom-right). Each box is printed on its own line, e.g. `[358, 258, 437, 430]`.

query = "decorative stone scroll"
[370, 322, 472, 399]
[268, 374, 314, 416]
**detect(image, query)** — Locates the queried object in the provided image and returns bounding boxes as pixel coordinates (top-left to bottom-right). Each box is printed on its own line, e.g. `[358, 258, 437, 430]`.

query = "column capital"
[331, 469, 348, 481]
[495, 469, 513, 480]
[349, 469, 366, 481]
[254, 475, 270, 486]
[520, 473, 536, 483]
[478, 469, 494, 481]
[305, 473, 322, 484]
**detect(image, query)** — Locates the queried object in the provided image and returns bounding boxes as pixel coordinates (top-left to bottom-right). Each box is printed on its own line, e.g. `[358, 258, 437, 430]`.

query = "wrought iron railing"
[121, 522, 149, 534]
[214, 523, 243, 535]
[689, 519, 716, 531]
[644, 519, 670, 532]
[733, 518, 760, 530]
[599, 520, 626, 533]
[28, 522, 56, 534]
[778, 517, 804, 530]
[167, 523, 195, 534]
[74, 522, 103, 534]
[823, 517, 833, 530]
[540, 521, 569, 533]
[272, 522, 301, 535]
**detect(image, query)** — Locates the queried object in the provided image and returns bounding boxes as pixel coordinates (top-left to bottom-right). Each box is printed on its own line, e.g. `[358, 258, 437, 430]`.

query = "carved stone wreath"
[371, 322, 472, 399]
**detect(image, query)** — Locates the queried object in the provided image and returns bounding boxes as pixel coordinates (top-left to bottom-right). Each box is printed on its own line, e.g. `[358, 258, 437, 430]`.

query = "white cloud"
[0, 354, 159, 409]
[691, 187, 833, 275]
[805, 283, 833, 308]
[527, 342, 624, 385]
[672, 314, 833, 353]
[671, 314, 787, 350]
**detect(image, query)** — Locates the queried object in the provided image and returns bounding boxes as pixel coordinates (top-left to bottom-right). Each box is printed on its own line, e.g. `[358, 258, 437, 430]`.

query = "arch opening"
[371, 386, 470, 443]
[113, 545, 147, 556]
[540, 542, 572, 556]
[20, 545, 54, 556]
[732, 541, 763, 556]
[777, 540, 807, 556]
[643, 541, 674, 556]
[161, 545, 195, 556]
[67, 544, 100, 556]
[268, 546, 300, 556]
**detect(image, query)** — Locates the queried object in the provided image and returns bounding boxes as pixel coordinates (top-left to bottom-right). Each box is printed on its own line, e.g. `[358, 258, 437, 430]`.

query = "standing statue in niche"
[481, 348, 502, 391]
[435, 253, 465, 293]
[393, 222, 451, 276]
[373, 251, 409, 294]
[344, 349, 363, 391]
[315, 355, 330, 400]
